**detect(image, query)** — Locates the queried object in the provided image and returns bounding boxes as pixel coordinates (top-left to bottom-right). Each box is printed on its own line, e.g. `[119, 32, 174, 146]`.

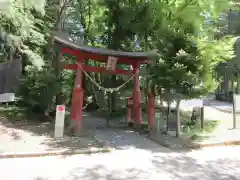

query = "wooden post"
[147, 93, 155, 132]
[176, 100, 181, 138]
[156, 118, 160, 134]
[224, 72, 228, 98]
[200, 107, 204, 130]
[233, 94, 237, 129]
[133, 63, 143, 129]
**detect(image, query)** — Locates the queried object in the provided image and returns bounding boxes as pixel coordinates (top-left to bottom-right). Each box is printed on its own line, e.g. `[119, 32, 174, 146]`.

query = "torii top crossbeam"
[53, 35, 153, 66]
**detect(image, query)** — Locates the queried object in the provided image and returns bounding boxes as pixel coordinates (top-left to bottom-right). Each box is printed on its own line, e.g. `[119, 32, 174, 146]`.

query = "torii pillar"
[70, 60, 84, 134]
[133, 62, 143, 129]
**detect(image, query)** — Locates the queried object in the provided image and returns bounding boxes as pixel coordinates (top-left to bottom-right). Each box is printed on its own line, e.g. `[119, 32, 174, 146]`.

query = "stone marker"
[54, 105, 65, 138]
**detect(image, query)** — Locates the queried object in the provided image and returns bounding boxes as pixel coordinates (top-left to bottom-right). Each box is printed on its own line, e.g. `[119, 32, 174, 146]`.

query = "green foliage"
[16, 65, 60, 115]
[0, 0, 46, 67]
[146, 0, 236, 100]
[0, 0, 237, 122]
[61, 69, 75, 104]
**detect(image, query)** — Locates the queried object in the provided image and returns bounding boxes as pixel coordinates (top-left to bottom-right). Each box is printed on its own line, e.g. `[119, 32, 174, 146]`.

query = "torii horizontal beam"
[60, 47, 147, 65]
[63, 64, 133, 75]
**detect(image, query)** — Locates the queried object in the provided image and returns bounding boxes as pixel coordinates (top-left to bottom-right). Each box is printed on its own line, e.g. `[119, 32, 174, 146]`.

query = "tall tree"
[0, 0, 46, 66]
[145, 0, 236, 137]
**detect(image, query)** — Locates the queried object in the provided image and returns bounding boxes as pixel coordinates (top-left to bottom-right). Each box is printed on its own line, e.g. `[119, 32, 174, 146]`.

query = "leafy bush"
[15, 65, 60, 116]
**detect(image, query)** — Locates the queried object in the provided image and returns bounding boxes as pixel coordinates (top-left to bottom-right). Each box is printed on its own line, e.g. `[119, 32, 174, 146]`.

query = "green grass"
[181, 120, 220, 140]
[141, 110, 220, 140]
[179, 111, 220, 140]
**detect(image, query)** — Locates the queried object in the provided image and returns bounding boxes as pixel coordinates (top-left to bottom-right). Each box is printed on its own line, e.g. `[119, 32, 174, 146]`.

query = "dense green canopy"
[0, 0, 237, 127]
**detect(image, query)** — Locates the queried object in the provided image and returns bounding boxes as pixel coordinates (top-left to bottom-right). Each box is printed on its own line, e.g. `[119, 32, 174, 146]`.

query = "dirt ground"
[0, 113, 107, 154]
[1, 108, 240, 154]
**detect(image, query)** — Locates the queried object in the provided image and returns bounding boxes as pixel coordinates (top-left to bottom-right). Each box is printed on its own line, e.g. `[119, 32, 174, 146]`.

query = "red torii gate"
[53, 35, 156, 132]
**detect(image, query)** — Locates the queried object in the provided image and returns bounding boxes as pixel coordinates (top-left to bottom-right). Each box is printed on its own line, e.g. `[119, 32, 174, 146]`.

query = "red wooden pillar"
[70, 60, 84, 132]
[147, 93, 155, 131]
[133, 62, 143, 125]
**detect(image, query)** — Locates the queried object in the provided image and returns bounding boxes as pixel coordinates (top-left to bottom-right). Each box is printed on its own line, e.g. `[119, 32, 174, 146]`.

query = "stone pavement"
[207, 100, 233, 113]
[150, 130, 240, 150]
[166, 98, 233, 113]
[0, 140, 239, 180]
[181, 99, 240, 147]
[157, 99, 240, 148]
[94, 128, 172, 152]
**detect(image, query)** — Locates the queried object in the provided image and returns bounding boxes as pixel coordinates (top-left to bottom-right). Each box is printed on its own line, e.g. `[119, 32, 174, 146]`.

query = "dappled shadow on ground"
[30, 148, 240, 180]
[62, 166, 149, 180]
[94, 128, 177, 153]
[152, 154, 239, 180]
[2, 111, 238, 155]
[0, 113, 108, 153]
[0, 112, 193, 154]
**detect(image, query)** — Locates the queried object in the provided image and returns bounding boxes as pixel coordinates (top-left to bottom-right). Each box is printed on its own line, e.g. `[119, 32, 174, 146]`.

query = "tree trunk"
[55, 51, 62, 105]
[166, 101, 171, 131]
[54, 0, 67, 106]
[111, 75, 117, 112]
[224, 72, 228, 98]
[160, 92, 165, 116]
[176, 99, 181, 138]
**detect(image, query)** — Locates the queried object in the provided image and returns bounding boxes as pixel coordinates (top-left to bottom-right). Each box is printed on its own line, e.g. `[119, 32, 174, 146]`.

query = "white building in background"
[0, 0, 10, 11]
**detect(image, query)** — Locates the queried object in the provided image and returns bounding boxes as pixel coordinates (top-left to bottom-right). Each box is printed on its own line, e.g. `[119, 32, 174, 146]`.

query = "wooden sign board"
[202, 98, 210, 106]
[54, 105, 66, 138]
[234, 94, 240, 113]
[106, 56, 118, 71]
[233, 94, 239, 128]
[0, 93, 15, 102]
